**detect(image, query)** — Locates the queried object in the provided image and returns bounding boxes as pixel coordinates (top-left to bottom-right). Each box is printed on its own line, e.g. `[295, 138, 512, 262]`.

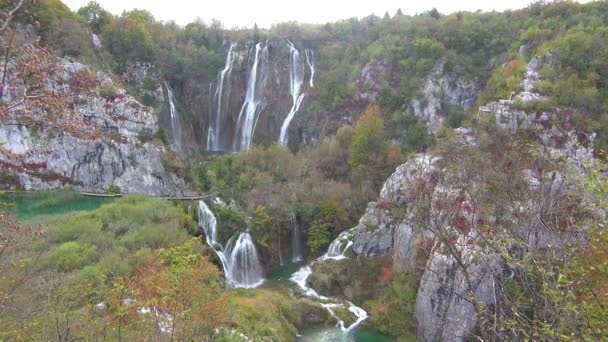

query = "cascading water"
[305, 49, 315, 88]
[290, 212, 303, 262]
[322, 230, 353, 260]
[198, 200, 264, 288]
[165, 82, 182, 151]
[278, 40, 306, 146]
[234, 41, 268, 151]
[225, 232, 265, 287]
[290, 229, 368, 335]
[207, 43, 237, 151]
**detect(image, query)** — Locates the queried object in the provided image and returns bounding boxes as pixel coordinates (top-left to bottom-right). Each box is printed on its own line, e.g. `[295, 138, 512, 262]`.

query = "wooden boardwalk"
[2, 190, 215, 201]
[80, 192, 215, 200]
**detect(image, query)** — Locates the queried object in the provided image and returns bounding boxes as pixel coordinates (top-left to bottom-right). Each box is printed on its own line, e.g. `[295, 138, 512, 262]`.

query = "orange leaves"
[503, 59, 524, 78]
[379, 265, 394, 285]
[104, 241, 228, 339]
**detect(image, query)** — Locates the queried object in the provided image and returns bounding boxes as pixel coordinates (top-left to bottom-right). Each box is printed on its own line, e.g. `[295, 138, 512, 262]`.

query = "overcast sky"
[62, 0, 590, 29]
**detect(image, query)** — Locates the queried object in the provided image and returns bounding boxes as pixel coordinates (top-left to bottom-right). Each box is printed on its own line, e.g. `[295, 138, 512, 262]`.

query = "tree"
[351, 105, 387, 168]
[77, 1, 112, 34]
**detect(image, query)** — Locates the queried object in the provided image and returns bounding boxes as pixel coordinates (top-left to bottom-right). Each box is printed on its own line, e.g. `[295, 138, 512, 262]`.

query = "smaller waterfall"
[305, 49, 315, 88]
[290, 213, 303, 262]
[208, 43, 237, 151]
[290, 265, 367, 332]
[198, 201, 264, 288]
[279, 40, 306, 147]
[278, 234, 285, 266]
[290, 228, 367, 334]
[322, 230, 353, 260]
[165, 83, 182, 151]
[225, 233, 265, 287]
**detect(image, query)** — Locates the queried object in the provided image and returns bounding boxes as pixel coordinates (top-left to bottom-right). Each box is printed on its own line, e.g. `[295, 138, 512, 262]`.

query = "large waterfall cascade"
[278, 40, 307, 146]
[234, 41, 269, 151]
[207, 43, 237, 151]
[165, 82, 182, 152]
[206, 40, 315, 152]
[198, 200, 264, 288]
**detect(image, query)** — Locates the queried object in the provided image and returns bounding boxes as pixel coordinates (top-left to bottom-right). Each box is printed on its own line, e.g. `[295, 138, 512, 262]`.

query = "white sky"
[62, 0, 591, 29]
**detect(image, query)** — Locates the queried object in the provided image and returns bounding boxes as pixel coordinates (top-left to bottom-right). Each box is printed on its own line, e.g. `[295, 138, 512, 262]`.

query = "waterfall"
[165, 82, 182, 151]
[225, 232, 265, 287]
[234, 41, 268, 151]
[290, 227, 366, 333]
[278, 234, 285, 266]
[279, 40, 306, 147]
[322, 230, 353, 260]
[290, 212, 303, 262]
[207, 43, 237, 151]
[198, 200, 264, 288]
[305, 49, 315, 88]
[291, 265, 368, 333]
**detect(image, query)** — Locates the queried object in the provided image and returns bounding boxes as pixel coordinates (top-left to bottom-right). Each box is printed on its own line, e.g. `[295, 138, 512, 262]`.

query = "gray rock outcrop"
[410, 57, 478, 134]
[0, 57, 190, 196]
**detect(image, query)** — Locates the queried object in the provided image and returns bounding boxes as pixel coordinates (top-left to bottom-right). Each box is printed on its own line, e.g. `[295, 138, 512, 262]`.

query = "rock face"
[352, 155, 437, 264]
[203, 40, 315, 151]
[332, 53, 597, 341]
[415, 250, 501, 342]
[0, 57, 189, 196]
[410, 57, 478, 134]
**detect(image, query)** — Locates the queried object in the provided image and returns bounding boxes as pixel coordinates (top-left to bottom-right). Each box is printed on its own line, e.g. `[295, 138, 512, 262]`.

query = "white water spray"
[279, 40, 306, 146]
[208, 43, 237, 151]
[305, 49, 315, 88]
[322, 230, 353, 260]
[234, 42, 268, 151]
[165, 82, 182, 151]
[290, 228, 367, 334]
[290, 212, 303, 262]
[198, 200, 264, 288]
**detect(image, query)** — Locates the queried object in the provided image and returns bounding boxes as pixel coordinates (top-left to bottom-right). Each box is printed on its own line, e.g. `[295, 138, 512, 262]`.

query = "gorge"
[1, 1, 607, 341]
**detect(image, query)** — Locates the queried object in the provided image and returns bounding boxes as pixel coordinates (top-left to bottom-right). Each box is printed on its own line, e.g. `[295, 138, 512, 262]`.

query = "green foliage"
[306, 221, 332, 256]
[351, 105, 387, 168]
[366, 274, 418, 337]
[42, 196, 196, 275]
[251, 205, 271, 247]
[49, 241, 97, 272]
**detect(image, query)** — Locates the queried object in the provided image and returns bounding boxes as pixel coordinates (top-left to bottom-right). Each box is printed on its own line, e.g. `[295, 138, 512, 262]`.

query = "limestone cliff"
[310, 54, 598, 341]
[0, 48, 190, 196]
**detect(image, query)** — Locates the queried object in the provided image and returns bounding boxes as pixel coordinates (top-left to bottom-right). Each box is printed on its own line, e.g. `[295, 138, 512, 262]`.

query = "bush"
[48, 241, 98, 272]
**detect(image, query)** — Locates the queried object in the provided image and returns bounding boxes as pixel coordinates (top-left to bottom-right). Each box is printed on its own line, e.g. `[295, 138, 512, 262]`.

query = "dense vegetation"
[2, 0, 608, 341]
[11, 1, 608, 151]
[0, 194, 333, 341]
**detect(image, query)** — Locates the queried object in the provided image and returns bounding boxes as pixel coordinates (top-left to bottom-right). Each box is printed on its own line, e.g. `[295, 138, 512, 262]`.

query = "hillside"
[0, 1, 607, 341]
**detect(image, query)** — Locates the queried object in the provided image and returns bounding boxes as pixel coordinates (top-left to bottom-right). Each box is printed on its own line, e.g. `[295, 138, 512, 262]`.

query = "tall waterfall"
[165, 82, 182, 151]
[234, 41, 268, 151]
[198, 200, 264, 288]
[305, 49, 315, 88]
[278, 40, 306, 146]
[207, 43, 237, 151]
[290, 212, 303, 262]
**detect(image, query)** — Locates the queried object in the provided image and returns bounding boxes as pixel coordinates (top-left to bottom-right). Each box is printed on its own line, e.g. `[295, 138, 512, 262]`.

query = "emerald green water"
[1, 192, 393, 342]
[267, 262, 304, 280]
[298, 326, 394, 341]
[0, 190, 113, 221]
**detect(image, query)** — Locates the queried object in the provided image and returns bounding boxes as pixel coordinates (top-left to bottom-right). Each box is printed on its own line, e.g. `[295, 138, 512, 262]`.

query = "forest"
[1, 0, 607, 341]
